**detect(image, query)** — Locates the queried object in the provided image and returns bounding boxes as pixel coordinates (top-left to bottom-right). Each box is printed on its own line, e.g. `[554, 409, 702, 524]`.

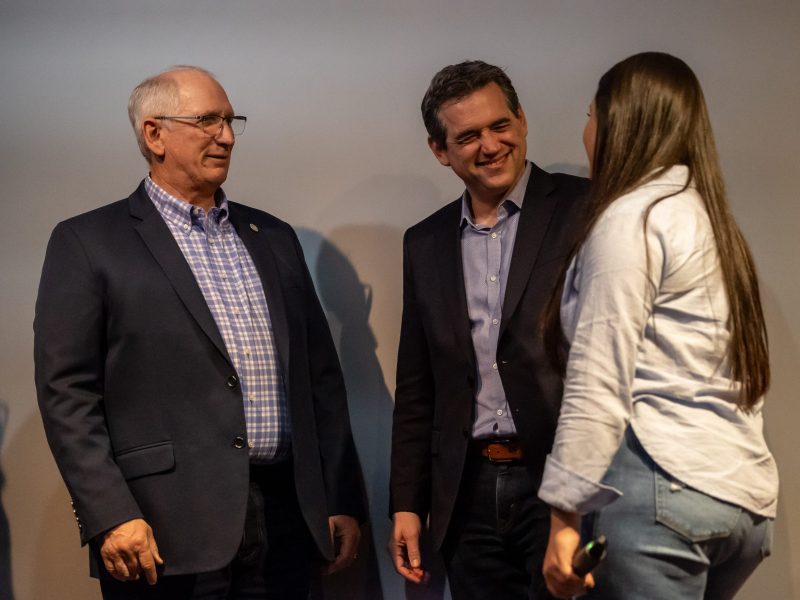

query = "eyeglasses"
[154, 114, 247, 136]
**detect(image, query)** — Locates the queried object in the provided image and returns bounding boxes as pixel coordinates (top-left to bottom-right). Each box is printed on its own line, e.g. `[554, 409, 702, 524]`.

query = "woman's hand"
[543, 508, 595, 598]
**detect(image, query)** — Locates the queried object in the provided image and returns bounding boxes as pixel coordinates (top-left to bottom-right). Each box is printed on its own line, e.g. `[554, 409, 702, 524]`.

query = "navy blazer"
[390, 162, 588, 550]
[34, 181, 363, 576]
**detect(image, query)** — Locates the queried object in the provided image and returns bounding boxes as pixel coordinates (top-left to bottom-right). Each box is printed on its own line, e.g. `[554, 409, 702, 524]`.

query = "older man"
[34, 66, 362, 599]
[389, 61, 587, 599]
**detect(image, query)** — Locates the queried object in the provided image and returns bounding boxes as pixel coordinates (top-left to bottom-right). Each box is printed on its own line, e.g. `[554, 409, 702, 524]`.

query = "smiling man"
[34, 66, 363, 599]
[389, 61, 587, 599]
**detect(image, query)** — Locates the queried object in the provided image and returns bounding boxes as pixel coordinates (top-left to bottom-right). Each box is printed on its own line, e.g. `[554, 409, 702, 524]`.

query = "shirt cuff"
[538, 454, 623, 514]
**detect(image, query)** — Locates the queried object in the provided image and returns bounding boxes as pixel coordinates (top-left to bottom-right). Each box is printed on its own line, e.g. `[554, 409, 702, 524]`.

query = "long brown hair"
[543, 52, 769, 410]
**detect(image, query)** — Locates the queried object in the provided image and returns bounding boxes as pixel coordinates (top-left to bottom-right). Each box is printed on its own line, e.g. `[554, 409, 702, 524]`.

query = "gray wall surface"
[1, 1, 798, 598]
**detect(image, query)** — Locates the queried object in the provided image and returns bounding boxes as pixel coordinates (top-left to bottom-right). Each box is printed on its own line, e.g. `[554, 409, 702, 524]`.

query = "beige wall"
[1, 1, 797, 598]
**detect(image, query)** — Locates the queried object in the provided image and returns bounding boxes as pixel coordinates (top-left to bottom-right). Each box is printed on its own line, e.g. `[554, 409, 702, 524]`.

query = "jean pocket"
[654, 471, 741, 542]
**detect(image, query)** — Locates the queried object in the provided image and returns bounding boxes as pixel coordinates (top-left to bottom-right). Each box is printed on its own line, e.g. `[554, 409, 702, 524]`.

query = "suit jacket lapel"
[228, 206, 291, 385]
[436, 202, 476, 371]
[500, 163, 557, 339]
[129, 183, 233, 366]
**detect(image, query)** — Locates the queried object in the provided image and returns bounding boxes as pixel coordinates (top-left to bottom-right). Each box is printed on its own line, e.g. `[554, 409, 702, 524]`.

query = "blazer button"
[233, 436, 246, 449]
[227, 375, 239, 389]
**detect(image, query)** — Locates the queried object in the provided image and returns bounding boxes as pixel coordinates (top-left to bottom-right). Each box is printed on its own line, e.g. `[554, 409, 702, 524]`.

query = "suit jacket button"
[227, 375, 239, 389]
[233, 436, 246, 449]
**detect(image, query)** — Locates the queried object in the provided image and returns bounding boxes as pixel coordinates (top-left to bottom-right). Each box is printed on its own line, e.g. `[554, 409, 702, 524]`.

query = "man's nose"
[480, 131, 501, 154]
[215, 120, 236, 146]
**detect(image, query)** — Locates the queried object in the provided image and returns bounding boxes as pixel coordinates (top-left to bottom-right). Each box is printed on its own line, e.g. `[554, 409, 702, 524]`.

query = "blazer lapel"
[500, 163, 557, 339]
[128, 183, 233, 366]
[228, 206, 291, 386]
[436, 202, 476, 371]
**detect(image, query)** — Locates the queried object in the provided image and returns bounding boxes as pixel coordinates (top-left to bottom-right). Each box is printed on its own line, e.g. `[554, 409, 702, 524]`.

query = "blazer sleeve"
[390, 229, 435, 518]
[34, 221, 143, 544]
[292, 230, 365, 520]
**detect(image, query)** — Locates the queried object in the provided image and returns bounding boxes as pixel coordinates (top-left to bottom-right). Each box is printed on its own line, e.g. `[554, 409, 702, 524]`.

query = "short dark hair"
[421, 60, 521, 149]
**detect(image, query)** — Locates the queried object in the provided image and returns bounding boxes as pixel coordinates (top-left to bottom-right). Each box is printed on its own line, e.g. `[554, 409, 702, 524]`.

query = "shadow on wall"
[0, 400, 13, 600]
[299, 229, 448, 600]
[737, 284, 798, 599]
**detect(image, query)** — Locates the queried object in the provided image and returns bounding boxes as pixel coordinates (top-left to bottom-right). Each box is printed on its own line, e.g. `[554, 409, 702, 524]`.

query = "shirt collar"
[460, 161, 531, 229]
[145, 177, 230, 232]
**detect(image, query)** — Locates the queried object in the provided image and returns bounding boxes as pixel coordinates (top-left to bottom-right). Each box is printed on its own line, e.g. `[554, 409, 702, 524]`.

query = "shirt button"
[490, 275, 497, 282]
[491, 232, 498, 239]
[492, 362, 498, 370]
[233, 436, 246, 449]
[227, 375, 239, 389]
[247, 440, 255, 449]
[182, 224, 190, 231]
[248, 393, 256, 402]
[243, 347, 251, 356]
[496, 409, 504, 416]
[492, 318, 499, 325]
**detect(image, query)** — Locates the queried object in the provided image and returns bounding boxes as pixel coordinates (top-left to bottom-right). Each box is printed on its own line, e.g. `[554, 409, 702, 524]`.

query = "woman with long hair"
[537, 52, 778, 599]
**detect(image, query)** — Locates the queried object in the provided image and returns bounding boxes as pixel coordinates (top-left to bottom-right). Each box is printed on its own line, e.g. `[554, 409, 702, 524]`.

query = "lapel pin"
[249, 223, 259, 232]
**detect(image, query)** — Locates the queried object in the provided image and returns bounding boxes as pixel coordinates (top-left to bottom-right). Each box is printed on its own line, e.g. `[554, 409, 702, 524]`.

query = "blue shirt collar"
[459, 161, 531, 230]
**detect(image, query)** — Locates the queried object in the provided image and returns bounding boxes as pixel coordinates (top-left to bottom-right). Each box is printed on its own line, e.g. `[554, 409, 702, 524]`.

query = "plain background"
[1, 1, 797, 598]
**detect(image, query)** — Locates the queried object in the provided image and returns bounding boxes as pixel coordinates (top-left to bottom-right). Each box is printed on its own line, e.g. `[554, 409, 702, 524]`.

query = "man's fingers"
[337, 530, 359, 563]
[138, 548, 158, 585]
[145, 530, 164, 583]
[389, 536, 426, 583]
[112, 554, 130, 580]
[325, 515, 361, 575]
[99, 519, 163, 583]
[404, 536, 421, 569]
[389, 512, 427, 584]
[151, 539, 164, 565]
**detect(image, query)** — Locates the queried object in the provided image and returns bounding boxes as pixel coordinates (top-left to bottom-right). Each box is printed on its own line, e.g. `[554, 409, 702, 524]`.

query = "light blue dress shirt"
[461, 162, 532, 439]
[538, 166, 778, 517]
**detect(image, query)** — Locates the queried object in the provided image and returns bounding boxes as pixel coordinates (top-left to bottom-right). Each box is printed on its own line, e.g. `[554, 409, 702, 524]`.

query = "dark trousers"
[100, 461, 318, 600]
[441, 454, 554, 600]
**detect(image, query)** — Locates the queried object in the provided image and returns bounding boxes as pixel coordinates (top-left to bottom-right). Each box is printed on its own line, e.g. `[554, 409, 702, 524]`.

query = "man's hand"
[325, 515, 361, 575]
[542, 508, 594, 599]
[388, 511, 428, 584]
[100, 518, 164, 585]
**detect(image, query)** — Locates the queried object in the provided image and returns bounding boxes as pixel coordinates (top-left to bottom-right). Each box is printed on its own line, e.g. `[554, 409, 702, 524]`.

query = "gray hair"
[127, 65, 217, 162]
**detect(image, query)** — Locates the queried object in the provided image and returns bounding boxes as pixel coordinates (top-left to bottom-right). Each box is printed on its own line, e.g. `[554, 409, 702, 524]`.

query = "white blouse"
[538, 166, 778, 518]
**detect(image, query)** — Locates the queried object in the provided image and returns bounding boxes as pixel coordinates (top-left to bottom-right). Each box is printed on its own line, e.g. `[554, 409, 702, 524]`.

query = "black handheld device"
[572, 535, 607, 577]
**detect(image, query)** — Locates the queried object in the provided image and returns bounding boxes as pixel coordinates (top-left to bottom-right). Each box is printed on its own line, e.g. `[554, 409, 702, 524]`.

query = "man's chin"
[205, 168, 230, 185]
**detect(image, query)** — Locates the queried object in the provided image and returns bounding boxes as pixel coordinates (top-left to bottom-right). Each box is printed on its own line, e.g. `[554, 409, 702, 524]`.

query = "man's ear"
[516, 105, 528, 137]
[428, 136, 450, 167]
[143, 119, 166, 160]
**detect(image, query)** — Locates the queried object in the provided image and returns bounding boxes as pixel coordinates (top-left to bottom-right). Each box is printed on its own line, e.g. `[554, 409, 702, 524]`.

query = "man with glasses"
[34, 66, 363, 599]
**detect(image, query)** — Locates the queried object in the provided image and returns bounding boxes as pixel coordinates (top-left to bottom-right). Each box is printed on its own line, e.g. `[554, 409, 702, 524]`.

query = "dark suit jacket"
[34, 181, 363, 577]
[390, 162, 587, 550]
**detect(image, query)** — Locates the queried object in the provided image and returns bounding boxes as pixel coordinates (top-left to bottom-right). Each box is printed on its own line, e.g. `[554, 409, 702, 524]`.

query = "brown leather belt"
[471, 438, 523, 463]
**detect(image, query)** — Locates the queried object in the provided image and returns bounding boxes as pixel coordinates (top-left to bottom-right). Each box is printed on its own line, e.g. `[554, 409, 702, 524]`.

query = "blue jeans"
[585, 428, 772, 599]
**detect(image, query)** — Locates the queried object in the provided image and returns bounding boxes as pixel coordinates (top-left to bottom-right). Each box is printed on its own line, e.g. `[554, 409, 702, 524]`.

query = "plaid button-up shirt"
[146, 177, 289, 463]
